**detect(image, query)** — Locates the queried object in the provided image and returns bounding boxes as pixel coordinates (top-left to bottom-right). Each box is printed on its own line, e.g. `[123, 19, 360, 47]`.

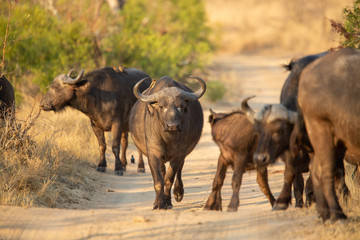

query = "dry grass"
[0, 96, 99, 208]
[205, 0, 353, 55]
[279, 162, 360, 240]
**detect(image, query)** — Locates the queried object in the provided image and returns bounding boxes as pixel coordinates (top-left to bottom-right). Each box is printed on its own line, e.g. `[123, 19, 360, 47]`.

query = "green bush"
[331, 0, 360, 49]
[205, 80, 226, 102]
[0, 0, 213, 94]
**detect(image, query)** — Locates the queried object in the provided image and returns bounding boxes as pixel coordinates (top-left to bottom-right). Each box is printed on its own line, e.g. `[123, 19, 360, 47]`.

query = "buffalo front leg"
[228, 154, 247, 212]
[91, 121, 107, 173]
[204, 154, 228, 211]
[137, 149, 145, 173]
[256, 166, 275, 207]
[164, 158, 185, 209]
[273, 151, 295, 210]
[120, 132, 128, 170]
[111, 123, 125, 176]
[173, 160, 184, 202]
[148, 154, 166, 209]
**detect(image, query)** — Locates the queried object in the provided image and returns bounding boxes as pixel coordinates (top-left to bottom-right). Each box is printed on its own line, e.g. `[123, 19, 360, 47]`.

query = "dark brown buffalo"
[0, 74, 15, 120]
[241, 52, 328, 210]
[129, 75, 206, 209]
[204, 109, 275, 212]
[298, 47, 360, 221]
[40, 67, 151, 175]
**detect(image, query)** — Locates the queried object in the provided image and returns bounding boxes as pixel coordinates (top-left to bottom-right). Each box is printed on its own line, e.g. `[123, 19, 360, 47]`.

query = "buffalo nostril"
[254, 153, 269, 165]
[165, 123, 180, 132]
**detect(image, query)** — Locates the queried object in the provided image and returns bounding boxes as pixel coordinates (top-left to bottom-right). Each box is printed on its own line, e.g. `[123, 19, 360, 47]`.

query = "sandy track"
[0, 54, 324, 240]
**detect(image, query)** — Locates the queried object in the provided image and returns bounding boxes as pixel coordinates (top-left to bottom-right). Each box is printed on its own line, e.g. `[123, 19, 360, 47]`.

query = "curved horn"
[288, 110, 298, 124]
[241, 95, 256, 124]
[181, 75, 207, 100]
[67, 69, 76, 77]
[63, 69, 85, 85]
[133, 77, 158, 103]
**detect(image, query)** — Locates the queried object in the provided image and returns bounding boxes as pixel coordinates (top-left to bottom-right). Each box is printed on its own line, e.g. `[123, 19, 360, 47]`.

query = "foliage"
[205, 80, 226, 102]
[331, 0, 360, 49]
[0, 0, 213, 94]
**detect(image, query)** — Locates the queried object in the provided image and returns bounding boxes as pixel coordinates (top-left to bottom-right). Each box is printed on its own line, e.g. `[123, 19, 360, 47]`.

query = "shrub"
[0, 0, 213, 93]
[205, 80, 226, 102]
[331, 0, 360, 49]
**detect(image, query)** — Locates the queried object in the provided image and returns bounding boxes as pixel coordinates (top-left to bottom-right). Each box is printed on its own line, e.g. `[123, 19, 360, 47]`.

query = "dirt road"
[0, 54, 329, 240]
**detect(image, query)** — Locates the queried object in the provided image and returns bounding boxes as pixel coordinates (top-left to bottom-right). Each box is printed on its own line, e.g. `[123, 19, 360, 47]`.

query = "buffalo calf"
[204, 109, 275, 212]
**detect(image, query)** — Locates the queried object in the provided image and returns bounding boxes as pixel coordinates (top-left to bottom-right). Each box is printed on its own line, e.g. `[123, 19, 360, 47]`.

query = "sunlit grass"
[0, 96, 98, 208]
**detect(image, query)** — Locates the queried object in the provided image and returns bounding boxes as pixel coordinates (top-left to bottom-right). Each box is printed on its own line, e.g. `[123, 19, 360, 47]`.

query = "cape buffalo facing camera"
[129, 75, 206, 209]
[40, 67, 151, 175]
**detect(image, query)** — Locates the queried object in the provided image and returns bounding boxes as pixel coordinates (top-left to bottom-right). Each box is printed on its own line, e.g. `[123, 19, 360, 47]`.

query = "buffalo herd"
[2, 47, 360, 222]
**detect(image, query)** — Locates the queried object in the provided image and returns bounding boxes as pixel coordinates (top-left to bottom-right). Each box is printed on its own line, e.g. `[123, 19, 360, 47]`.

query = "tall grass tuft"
[0, 99, 98, 208]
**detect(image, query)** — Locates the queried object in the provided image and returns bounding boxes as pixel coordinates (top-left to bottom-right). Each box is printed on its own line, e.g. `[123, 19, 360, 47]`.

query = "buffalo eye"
[176, 107, 181, 112]
[272, 129, 284, 140]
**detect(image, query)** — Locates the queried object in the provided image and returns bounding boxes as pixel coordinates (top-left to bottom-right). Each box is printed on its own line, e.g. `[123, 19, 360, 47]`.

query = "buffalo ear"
[147, 102, 159, 115]
[208, 114, 214, 123]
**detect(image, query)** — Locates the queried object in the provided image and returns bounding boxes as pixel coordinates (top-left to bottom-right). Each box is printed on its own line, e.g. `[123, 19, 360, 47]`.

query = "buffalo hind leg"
[256, 166, 275, 207]
[228, 154, 247, 212]
[120, 132, 128, 171]
[204, 154, 228, 211]
[111, 123, 125, 176]
[293, 172, 305, 208]
[173, 160, 185, 202]
[334, 160, 350, 204]
[305, 173, 315, 207]
[137, 149, 145, 173]
[91, 121, 107, 173]
[306, 119, 346, 221]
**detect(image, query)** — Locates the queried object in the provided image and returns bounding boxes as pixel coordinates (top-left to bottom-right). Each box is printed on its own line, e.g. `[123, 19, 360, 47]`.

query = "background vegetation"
[331, 0, 360, 49]
[205, 0, 353, 54]
[0, 0, 213, 94]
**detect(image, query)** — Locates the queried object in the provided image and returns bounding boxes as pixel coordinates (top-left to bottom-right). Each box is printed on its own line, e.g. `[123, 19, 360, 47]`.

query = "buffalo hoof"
[227, 207, 238, 212]
[153, 203, 168, 210]
[295, 202, 304, 208]
[204, 205, 221, 211]
[96, 166, 106, 173]
[114, 170, 124, 176]
[204, 200, 222, 211]
[137, 168, 145, 173]
[272, 202, 289, 211]
[174, 193, 183, 202]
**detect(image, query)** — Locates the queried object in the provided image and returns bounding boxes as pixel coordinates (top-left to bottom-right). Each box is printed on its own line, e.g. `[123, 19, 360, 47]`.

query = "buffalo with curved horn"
[40, 67, 151, 175]
[129, 75, 206, 209]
